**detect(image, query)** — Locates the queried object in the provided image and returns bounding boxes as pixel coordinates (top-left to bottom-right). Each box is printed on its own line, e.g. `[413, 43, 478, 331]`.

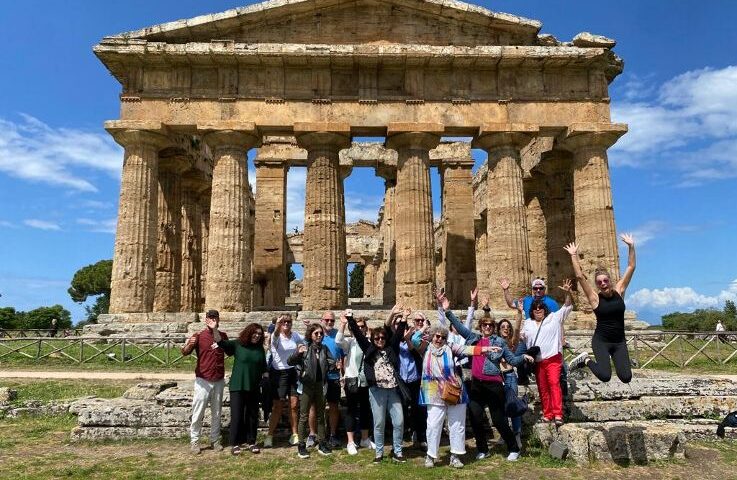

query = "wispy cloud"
[23, 219, 61, 231]
[611, 65, 737, 186]
[628, 279, 737, 313]
[0, 220, 16, 229]
[0, 114, 122, 192]
[620, 220, 703, 248]
[76, 217, 117, 234]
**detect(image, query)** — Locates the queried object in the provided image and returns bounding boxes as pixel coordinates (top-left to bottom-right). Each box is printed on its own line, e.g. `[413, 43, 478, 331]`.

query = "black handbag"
[344, 377, 360, 394]
[504, 383, 528, 417]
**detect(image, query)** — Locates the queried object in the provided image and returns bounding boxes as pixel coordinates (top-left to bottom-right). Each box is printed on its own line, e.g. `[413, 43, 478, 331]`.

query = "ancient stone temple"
[95, 0, 627, 319]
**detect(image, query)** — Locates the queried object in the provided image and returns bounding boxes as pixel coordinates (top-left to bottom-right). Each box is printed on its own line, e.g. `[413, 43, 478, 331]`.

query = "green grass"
[0, 379, 135, 406]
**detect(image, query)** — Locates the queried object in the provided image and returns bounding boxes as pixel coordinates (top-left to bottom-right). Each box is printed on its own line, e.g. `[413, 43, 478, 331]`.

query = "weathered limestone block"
[72, 426, 188, 441]
[568, 396, 737, 423]
[473, 124, 537, 307]
[108, 128, 170, 313]
[123, 382, 178, 401]
[387, 127, 441, 309]
[534, 421, 685, 465]
[203, 129, 259, 312]
[296, 127, 351, 311]
[573, 32, 617, 48]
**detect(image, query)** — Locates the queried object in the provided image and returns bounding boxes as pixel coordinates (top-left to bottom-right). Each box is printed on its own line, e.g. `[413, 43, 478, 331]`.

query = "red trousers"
[535, 353, 563, 419]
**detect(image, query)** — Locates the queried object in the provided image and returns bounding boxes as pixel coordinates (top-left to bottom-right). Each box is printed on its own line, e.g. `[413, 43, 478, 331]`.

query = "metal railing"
[0, 331, 735, 368]
[0, 328, 83, 338]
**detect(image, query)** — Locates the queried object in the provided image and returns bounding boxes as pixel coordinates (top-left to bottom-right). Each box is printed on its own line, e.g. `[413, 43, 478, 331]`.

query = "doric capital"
[105, 120, 171, 151]
[386, 123, 443, 151]
[558, 123, 628, 152]
[202, 128, 260, 151]
[294, 123, 351, 151]
[472, 123, 538, 151]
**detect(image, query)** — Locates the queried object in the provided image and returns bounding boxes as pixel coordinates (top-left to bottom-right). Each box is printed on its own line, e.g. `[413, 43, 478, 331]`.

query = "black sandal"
[231, 446, 241, 455]
[250, 444, 261, 454]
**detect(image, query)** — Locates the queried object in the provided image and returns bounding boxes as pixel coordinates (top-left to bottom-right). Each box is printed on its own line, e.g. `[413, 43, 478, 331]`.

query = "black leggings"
[588, 336, 632, 383]
[403, 380, 427, 442]
[230, 390, 260, 446]
[345, 385, 373, 433]
[467, 379, 519, 454]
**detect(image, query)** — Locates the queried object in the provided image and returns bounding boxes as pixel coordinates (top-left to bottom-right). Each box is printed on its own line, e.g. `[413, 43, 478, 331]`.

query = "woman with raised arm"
[410, 318, 507, 468]
[565, 234, 636, 384]
[347, 309, 408, 463]
[216, 323, 268, 455]
[520, 279, 574, 426]
[440, 294, 534, 462]
[335, 313, 374, 455]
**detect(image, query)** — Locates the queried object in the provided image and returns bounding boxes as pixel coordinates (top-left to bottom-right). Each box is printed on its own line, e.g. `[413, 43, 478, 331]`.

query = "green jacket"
[218, 340, 267, 392]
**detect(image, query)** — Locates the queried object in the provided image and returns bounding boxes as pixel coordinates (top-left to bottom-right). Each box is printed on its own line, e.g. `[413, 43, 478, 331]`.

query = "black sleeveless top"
[593, 291, 626, 343]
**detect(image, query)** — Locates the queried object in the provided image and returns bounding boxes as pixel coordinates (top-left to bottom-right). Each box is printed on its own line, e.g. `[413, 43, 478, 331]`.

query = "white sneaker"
[475, 452, 488, 460]
[288, 433, 299, 446]
[568, 352, 590, 371]
[449, 454, 464, 468]
[346, 442, 358, 455]
[360, 438, 376, 450]
[306, 434, 317, 448]
[263, 435, 273, 448]
[507, 451, 521, 462]
[424, 455, 435, 468]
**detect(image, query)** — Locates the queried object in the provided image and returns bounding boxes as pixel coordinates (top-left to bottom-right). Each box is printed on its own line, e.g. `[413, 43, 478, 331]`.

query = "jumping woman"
[565, 234, 636, 383]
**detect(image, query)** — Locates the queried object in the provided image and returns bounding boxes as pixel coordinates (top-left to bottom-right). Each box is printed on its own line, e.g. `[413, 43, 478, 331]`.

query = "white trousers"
[426, 403, 467, 459]
[190, 377, 225, 445]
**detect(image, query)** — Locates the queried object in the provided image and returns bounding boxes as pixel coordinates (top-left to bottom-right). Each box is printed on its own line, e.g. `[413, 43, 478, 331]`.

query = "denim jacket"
[445, 310, 525, 377]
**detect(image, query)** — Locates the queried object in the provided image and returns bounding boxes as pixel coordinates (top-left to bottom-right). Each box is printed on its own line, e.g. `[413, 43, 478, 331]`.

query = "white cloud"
[629, 279, 737, 312]
[624, 221, 666, 247]
[76, 218, 117, 234]
[611, 65, 737, 185]
[23, 219, 61, 231]
[0, 220, 16, 228]
[0, 114, 122, 192]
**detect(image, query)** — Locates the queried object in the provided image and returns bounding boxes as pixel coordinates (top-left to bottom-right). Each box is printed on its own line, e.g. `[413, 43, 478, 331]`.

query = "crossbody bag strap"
[531, 319, 544, 347]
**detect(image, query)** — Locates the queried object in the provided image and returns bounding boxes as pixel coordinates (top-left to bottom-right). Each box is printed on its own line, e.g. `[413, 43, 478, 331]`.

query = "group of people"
[181, 234, 638, 467]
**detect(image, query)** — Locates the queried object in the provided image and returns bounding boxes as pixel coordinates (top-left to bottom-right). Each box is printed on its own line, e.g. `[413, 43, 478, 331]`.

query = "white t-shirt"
[270, 331, 304, 370]
[522, 304, 573, 361]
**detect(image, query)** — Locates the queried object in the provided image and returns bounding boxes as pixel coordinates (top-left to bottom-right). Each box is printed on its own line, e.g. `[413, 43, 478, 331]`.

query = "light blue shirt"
[398, 341, 419, 383]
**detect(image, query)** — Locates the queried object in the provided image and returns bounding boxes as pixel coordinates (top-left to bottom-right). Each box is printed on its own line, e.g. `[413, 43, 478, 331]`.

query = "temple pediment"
[109, 0, 541, 47]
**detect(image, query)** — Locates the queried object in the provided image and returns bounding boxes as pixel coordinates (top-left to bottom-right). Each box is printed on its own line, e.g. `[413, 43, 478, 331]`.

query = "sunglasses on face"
[433, 334, 447, 340]
[374, 336, 386, 341]
[532, 287, 545, 291]
[596, 279, 610, 286]
[281, 321, 293, 325]
[532, 307, 544, 311]
[322, 318, 335, 323]
[312, 331, 324, 337]
[481, 323, 494, 329]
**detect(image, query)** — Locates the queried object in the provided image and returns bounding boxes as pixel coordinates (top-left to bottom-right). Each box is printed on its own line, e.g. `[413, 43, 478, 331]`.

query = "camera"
[345, 308, 353, 320]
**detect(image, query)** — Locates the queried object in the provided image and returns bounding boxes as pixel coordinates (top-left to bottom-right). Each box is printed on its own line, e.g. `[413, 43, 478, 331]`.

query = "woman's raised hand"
[516, 298, 524, 313]
[558, 278, 574, 293]
[440, 295, 451, 312]
[339, 313, 348, 327]
[481, 295, 490, 309]
[498, 277, 510, 291]
[563, 242, 578, 256]
[470, 287, 479, 304]
[620, 233, 635, 247]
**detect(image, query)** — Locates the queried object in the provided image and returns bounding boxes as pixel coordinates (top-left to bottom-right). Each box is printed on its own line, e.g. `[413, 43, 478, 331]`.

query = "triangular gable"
[108, 0, 541, 47]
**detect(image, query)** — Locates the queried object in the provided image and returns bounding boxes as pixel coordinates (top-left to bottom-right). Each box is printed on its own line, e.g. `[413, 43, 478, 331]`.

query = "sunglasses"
[532, 306, 545, 311]
[481, 323, 494, 328]
[532, 286, 545, 291]
[433, 334, 447, 340]
[322, 318, 335, 323]
[374, 336, 386, 341]
[281, 320, 293, 325]
[312, 331, 324, 337]
[596, 279, 610, 286]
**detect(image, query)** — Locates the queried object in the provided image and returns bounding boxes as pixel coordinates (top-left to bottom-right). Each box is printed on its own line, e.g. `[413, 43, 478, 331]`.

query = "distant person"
[716, 320, 728, 343]
[216, 323, 267, 455]
[49, 318, 58, 337]
[566, 234, 636, 384]
[181, 310, 228, 454]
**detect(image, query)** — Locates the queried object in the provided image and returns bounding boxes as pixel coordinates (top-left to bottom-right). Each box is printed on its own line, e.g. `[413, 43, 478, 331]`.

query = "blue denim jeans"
[368, 386, 404, 456]
[503, 372, 522, 434]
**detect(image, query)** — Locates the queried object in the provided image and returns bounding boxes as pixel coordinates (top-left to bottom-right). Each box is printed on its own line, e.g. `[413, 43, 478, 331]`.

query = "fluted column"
[203, 129, 260, 312]
[153, 158, 188, 312]
[363, 261, 377, 298]
[473, 124, 537, 308]
[199, 191, 210, 308]
[108, 129, 169, 313]
[296, 125, 351, 311]
[252, 158, 289, 308]
[440, 156, 477, 306]
[387, 125, 441, 309]
[375, 176, 397, 305]
[180, 175, 207, 312]
[561, 123, 627, 300]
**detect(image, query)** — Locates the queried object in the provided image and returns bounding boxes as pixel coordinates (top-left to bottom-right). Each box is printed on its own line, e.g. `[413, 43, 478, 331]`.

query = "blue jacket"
[445, 310, 525, 377]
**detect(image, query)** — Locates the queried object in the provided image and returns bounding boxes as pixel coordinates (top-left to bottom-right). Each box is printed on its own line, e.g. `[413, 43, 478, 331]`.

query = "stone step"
[534, 420, 737, 465]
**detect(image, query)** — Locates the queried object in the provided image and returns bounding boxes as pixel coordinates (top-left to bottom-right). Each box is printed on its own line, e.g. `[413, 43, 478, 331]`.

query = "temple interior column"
[440, 156, 477, 306]
[561, 123, 627, 309]
[108, 128, 169, 313]
[203, 129, 259, 313]
[386, 125, 441, 309]
[524, 170, 548, 284]
[180, 174, 206, 312]
[199, 191, 210, 308]
[296, 125, 351, 311]
[252, 158, 289, 308]
[473, 124, 537, 308]
[153, 157, 187, 312]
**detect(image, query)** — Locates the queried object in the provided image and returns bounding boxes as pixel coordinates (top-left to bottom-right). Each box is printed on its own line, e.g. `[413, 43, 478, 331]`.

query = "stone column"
[524, 171, 548, 283]
[362, 258, 377, 298]
[180, 174, 207, 312]
[108, 129, 169, 314]
[561, 123, 627, 294]
[295, 124, 351, 311]
[386, 124, 442, 309]
[153, 157, 188, 312]
[199, 191, 210, 308]
[440, 156, 477, 306]
[473, 124, 537, 308]
[203, 129, 260, 312]
[375, 176, 397, 305]
[252, 158, 289, 308]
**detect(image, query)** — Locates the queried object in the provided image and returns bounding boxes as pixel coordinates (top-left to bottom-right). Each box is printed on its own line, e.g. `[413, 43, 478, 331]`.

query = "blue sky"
[0, 0, 735, 324]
